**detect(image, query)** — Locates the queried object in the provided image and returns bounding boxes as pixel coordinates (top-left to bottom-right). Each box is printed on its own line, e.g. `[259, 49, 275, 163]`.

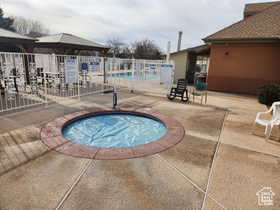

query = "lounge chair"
[167, 79, 188, 102]
[253, 101, 280, 140]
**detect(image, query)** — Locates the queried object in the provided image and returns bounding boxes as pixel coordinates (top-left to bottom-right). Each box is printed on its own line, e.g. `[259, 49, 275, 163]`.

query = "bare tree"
[107, 37, 125, 48]
[107, 37, 124, 57]
[12, 16, 49, 38]
[106, 37, 132, 58]
[132, 39, 162, 60]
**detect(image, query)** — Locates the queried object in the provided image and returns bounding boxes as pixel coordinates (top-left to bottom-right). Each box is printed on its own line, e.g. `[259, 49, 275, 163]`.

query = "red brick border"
[40, 108, 185, 160]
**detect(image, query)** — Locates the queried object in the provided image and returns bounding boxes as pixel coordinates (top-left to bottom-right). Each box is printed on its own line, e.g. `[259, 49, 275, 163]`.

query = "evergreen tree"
[0, 8, 15, 31]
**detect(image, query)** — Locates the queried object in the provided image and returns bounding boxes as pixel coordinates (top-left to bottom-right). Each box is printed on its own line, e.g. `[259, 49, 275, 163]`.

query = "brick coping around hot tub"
[40, 108, 185, 160]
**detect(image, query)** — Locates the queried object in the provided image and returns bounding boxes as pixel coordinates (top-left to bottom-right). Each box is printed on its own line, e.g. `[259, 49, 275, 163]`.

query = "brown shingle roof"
[203, 2, 280, 42]
[244, 1, 280, 15]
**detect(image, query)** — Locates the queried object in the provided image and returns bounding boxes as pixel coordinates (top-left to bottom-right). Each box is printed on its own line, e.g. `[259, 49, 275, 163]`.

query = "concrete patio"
[0, 90, 279, 210]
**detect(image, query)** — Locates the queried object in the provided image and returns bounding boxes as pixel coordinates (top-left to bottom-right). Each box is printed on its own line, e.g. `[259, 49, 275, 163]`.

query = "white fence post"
[103, 57, 106, 84]
[143, 60, 146, 81]
[168, 60, 175, 93]
[118, 58, 121, 89]
[131, 58, 135, 92]
[44, 71, 48, 107]
[143, 59, 146, 81]
[77, 56, 81, 100]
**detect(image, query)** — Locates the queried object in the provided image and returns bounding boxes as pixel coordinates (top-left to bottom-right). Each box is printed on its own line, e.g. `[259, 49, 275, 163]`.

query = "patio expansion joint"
[55, 159, 94, 210]
[190, 102, 229, 113]
[201, 111, 229, 210]
[221, 141, 280, 159]
[155, 154, 227, 210]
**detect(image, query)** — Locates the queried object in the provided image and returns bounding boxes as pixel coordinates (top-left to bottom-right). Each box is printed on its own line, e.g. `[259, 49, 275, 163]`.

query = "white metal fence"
[0, 52, 174, 113]
[105, 58, 174, 94]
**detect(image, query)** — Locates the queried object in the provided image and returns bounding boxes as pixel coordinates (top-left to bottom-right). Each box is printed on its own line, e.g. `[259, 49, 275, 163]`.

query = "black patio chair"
[167, 79, 189, 102]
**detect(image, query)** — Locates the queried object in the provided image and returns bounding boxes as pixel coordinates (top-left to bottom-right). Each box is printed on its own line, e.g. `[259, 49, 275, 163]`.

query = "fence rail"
[0, 52, 174, 113]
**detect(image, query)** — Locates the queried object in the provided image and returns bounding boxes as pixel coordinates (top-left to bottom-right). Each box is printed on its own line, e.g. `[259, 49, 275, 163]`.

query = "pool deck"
[0, 91, 279, 209]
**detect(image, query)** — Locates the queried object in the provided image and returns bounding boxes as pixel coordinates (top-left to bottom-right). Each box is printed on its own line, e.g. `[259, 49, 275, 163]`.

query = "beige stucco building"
[170, 50, 188, 83]
[170, 45, 210, 83]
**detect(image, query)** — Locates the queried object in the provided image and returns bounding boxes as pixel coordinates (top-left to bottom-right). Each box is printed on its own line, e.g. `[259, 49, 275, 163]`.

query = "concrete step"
[0, 126, 48, 175]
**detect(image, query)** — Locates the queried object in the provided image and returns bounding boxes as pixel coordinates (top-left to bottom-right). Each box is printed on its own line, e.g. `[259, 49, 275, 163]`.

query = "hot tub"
[62, 113, 167, 148]
[40, 109, 184, 159]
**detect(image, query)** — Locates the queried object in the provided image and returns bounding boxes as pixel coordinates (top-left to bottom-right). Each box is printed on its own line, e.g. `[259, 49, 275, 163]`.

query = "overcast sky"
[0, 0, 275, 52]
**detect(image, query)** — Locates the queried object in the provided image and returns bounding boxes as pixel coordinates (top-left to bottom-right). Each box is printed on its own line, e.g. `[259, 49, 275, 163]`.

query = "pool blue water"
[109, 72, 159, 80]
[62, 113, 167, 148]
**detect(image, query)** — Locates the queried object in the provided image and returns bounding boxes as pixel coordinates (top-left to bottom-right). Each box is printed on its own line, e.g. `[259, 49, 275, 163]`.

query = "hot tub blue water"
[62, 113, 167, 148]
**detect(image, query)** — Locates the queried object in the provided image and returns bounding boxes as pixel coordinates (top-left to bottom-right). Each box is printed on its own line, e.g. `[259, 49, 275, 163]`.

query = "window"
[196, 56, 209, 74]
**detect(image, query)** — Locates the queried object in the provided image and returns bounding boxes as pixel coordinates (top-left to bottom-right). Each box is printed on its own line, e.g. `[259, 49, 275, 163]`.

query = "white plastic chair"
[253, 101, 280, 140]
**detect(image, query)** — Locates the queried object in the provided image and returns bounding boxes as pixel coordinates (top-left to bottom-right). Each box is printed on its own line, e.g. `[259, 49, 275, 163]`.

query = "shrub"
[258, 84, 280, 107]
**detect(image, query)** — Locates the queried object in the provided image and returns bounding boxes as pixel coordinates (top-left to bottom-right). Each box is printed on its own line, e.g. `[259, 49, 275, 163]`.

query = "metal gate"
[105, 58, 174, 94]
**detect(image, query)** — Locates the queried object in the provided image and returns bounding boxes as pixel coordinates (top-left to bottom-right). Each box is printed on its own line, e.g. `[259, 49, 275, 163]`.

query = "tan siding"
[170, 51, 188, 83]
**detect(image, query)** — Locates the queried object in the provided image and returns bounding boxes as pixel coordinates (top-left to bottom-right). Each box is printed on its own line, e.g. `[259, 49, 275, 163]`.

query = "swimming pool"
[62, 113, 167, 148]
[108, 72, 159, 80]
